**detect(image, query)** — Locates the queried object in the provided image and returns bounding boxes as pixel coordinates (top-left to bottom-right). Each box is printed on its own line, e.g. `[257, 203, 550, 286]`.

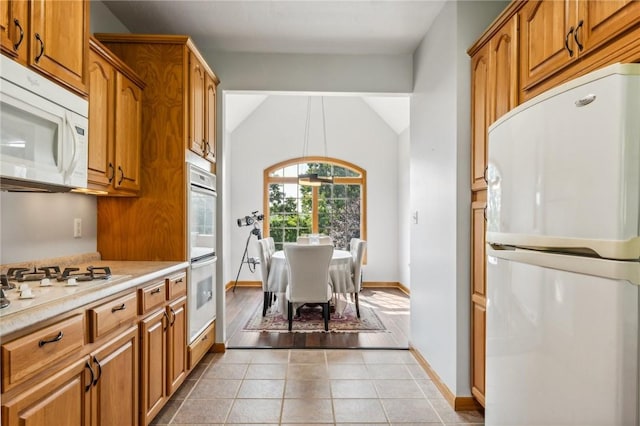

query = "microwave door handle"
[64, 112, 79, 182]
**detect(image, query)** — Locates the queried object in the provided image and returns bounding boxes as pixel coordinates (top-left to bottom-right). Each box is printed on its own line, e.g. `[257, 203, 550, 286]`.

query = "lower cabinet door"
[2, 357, 91, 426]
[91, 326, 138, 426]
[140, 308, 167, 425]
[167, 296, 187, 395]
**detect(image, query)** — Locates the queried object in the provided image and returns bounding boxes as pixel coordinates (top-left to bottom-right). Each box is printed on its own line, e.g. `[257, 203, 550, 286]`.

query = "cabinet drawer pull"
[38, 331, 63, 347]
[175, 278, 183, 284]
[111, 303, 126, 313]
[151, 288, 162, 295]
[13, 19, 24, 51]
[85, 362, 95, 392]
[34, 33, 45, 63]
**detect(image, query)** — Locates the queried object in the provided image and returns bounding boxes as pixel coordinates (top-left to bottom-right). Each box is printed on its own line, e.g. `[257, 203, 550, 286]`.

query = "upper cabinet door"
[88, 49, 115, 188]
[0, 0, 28, 61]
[520, 0, 576, 91]
[114, 73, 142, 193]
[471, 45, 490, 191]
[189, 52, 206, 158]
[489, 15, 519, 126]
[579, 0, 640, 53]
[30, 0, 88, 95]
[204, 73, 217, 163]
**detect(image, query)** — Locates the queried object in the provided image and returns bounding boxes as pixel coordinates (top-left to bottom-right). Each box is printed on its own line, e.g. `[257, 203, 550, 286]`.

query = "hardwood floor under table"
[225, 287, 410, 349]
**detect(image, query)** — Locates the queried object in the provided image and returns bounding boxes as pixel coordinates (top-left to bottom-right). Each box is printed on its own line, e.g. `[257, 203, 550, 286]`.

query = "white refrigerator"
[485, 63, 640, 426]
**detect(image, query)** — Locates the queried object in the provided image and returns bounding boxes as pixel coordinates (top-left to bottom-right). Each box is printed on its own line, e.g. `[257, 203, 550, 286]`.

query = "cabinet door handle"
[163, 311, 169, 331]
[117, 166, 125, 185]
[574, 20, 584, 52]
[483, 166, 488, 184]
[38, 331, 63, 347]
[92, 356, 102, 386]
[107, 162, 115, 183]
[111, 303, 126, 313]
[151, 287, 162, 295]
[169, 307, 176, 326]
[564, 27, 574, 57]
[85, 362, 95, 393]
[483, 206, 488, 222]
[13, 19, 24, 51]
[34, 33, 45, 63]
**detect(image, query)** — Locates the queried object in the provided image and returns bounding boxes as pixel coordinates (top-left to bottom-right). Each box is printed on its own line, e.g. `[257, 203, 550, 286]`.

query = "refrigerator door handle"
[487, 245, 640, 286]
[486, 232, 640, 260]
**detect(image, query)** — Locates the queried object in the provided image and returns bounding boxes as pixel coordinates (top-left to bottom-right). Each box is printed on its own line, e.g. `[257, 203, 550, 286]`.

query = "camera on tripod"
[236, 210, 264, 227]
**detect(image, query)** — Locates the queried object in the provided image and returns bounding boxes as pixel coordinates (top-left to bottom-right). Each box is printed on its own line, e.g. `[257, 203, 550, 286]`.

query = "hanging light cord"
[302, 96, 312, 159]
[321, 96, 328, 158]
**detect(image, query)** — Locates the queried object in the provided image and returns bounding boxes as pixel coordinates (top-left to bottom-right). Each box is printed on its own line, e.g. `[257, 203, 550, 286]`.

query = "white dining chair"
[296, 236, 310, 244]
[284, 244, 334, 331]
[257, 238, 274, 316]
[349, 238, 367, 318]
[317, 236, 333, 245]
[264, 236, 276, 255]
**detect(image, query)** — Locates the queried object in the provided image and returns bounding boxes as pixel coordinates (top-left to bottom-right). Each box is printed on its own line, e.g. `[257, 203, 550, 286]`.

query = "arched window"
[264, 156, 366, 251]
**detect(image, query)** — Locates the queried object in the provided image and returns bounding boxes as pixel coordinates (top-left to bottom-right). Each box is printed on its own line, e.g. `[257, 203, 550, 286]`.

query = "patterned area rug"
[243, 303, 387, 333]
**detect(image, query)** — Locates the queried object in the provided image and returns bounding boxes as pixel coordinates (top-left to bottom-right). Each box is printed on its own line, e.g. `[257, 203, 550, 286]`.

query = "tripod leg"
[232, 233, 253, 292]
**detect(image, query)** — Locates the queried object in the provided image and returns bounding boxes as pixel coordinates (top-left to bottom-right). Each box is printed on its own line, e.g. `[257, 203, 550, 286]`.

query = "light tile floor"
[152, 349, 484, 425]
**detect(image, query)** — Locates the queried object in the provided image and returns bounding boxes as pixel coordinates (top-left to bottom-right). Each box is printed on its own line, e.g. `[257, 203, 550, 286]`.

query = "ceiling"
[102, 1, 440, 134]
[102, 0, 447, 55]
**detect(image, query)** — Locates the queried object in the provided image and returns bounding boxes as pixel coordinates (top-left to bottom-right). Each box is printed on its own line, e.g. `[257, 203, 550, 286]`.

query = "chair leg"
[288, 301, 293, 331]
[355, 292, 360, 318]
[323, 302, 329, 331]
[262, 291, 269, 316]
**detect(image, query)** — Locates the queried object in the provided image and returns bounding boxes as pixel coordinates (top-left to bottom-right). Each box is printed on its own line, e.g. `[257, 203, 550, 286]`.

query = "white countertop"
[0, 260, 189, 337]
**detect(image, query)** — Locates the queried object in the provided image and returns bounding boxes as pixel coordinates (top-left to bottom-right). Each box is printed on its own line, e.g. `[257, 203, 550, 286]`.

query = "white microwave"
[0, 55, 88, 192]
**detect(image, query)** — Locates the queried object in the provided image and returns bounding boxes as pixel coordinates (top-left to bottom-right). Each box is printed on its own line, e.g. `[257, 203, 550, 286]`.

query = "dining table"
[267, 248, 355, 316]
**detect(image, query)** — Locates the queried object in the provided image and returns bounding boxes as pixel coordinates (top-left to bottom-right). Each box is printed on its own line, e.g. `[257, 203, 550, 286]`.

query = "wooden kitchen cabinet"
[88, 325, 138, 426]
[470, 199, 487, 406]
[88, 38, 144, 196]
[189, 52, 217, 164]
[1, 357, 91, 426]
[166, 296, 187, 395]
[139, 279, 188, 426]
[470, 15, 519, 191]
[0, 0, 28, 62]
[0, 0, 89, 95]
[94, 34, 219, 261]
[520, 0, 640, 93]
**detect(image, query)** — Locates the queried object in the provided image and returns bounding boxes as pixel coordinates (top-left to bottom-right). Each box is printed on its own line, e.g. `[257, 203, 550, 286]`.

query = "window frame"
[263, 156, 367, 249]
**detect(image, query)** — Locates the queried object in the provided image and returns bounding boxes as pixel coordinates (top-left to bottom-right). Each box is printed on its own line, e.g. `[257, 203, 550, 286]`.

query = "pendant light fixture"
[298, 96, 333, 187]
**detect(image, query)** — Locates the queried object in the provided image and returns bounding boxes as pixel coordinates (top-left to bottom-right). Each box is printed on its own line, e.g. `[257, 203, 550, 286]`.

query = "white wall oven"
[187, 163, 217, 344]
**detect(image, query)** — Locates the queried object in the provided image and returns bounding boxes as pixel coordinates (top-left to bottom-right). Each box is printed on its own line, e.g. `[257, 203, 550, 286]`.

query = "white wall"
[409, 0, 507, 396]
[0, 193, 97, 264]
[0, 1, 132, 265]
[202, 51, 413, 94]
[398, 127, 411, 289]
[227, 95, 399, 285]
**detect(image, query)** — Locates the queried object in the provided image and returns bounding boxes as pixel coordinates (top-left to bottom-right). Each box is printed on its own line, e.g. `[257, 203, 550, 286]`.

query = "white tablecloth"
[266, 249, 355, 315]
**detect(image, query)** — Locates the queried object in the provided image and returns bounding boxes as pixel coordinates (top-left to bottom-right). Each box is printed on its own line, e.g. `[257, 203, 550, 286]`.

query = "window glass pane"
[266, 159, 363, 250]
[283, 165, 298, 177]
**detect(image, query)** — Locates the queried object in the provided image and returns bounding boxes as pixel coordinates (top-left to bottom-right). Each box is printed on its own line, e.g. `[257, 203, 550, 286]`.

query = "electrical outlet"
[73, 218, 82, 238]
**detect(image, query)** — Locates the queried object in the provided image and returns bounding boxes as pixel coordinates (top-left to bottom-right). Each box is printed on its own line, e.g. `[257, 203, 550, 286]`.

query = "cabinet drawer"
[188, 321, 214, 370]
[138, 280, 167, 314]
[1, 314, 85, 391]
[167, 272, 187, 300]
[88, 292, 137, 342]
